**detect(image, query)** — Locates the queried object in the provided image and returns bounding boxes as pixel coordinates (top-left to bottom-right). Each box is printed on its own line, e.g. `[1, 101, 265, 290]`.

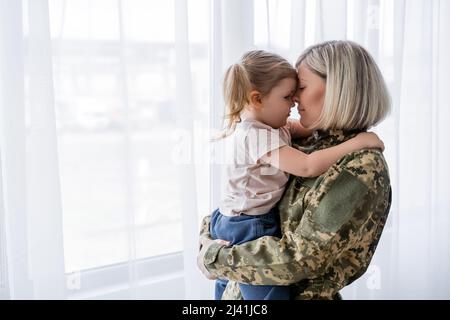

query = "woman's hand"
[355, 132, 385, 151]
[197, 236, 229, 280]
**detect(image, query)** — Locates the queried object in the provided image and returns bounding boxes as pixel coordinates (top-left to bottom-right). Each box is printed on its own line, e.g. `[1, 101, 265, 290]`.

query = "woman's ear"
[249, 90, 263, 109]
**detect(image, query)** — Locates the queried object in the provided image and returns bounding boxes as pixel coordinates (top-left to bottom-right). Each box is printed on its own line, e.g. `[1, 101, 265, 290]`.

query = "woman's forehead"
[297, 64, 323, 83]
[297, 63, 311, 77]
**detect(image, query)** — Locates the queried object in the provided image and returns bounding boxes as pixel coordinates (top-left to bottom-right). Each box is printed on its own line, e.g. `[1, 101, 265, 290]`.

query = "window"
[46, 0, 210, 273]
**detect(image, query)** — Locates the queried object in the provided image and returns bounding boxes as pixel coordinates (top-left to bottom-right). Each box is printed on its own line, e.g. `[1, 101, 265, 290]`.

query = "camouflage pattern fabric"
[199, 129, 392, 300]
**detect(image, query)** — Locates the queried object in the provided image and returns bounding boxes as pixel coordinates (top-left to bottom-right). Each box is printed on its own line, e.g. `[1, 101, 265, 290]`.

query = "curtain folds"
[0, 0, 66, 299]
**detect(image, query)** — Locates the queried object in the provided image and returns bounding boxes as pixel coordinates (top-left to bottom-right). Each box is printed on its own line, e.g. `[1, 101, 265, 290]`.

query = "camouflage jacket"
[199, 129, 392, 300]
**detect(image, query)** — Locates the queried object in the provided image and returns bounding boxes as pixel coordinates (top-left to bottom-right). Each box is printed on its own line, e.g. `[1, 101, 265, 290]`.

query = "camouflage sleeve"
[199, 214, 212, 239]
[203, 150, 389, 286]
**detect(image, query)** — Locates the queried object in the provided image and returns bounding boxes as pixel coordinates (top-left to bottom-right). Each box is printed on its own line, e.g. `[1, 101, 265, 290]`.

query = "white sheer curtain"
[0, 0, 209, 299]
[1, 0, 449, 300]
[390, 0, 450, 299]
[0, 0, 65, 299]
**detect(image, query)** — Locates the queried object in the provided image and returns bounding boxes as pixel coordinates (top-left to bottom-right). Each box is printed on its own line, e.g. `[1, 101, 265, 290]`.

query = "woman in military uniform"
[198, 40, 392, 300]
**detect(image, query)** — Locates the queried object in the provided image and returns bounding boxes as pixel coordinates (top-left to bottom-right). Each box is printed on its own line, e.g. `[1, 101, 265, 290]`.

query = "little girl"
[210, 50, 384, 300]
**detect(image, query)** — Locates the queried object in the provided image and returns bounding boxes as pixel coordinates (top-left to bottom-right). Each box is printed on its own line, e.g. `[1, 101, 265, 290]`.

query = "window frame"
[65, 251, 184, 299]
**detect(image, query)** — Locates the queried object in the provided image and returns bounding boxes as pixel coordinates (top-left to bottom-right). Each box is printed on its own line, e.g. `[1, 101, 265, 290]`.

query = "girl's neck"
[241, 108, 264, 124]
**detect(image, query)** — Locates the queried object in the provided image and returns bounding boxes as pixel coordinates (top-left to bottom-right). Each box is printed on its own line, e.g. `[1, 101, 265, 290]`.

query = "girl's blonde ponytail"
[220, 63, 252, 138]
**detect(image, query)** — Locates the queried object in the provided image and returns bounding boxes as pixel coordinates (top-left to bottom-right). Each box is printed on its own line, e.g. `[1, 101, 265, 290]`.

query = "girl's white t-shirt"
[218, 118, 292, 216]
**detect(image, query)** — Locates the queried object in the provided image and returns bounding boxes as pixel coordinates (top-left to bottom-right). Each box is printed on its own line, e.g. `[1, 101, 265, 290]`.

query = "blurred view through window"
[46, 0, 210, 272]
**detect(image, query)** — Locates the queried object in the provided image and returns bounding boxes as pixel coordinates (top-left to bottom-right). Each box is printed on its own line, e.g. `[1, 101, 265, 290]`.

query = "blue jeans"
[209, 207, 290, 300]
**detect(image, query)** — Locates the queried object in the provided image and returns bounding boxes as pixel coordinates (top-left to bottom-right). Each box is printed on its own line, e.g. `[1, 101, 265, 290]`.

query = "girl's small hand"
[356, 132, 385, 151]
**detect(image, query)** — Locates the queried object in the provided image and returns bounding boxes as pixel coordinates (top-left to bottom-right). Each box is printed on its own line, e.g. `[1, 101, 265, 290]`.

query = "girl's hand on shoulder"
[355, 132, 385, 152]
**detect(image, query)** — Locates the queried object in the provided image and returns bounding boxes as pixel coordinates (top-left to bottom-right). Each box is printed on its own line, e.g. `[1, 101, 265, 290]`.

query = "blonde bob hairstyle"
[295, 40, 391, 131]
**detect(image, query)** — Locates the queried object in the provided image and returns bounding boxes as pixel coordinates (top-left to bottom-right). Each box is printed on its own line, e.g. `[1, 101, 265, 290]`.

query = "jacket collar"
[293, 129, 364, 153]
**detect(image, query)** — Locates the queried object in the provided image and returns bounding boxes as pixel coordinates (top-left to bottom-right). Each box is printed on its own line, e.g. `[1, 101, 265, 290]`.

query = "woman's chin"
[299, 119, 309, 127]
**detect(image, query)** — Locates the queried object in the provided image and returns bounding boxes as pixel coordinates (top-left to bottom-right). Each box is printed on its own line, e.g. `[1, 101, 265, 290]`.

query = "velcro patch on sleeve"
[312, 170, 368, 233]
